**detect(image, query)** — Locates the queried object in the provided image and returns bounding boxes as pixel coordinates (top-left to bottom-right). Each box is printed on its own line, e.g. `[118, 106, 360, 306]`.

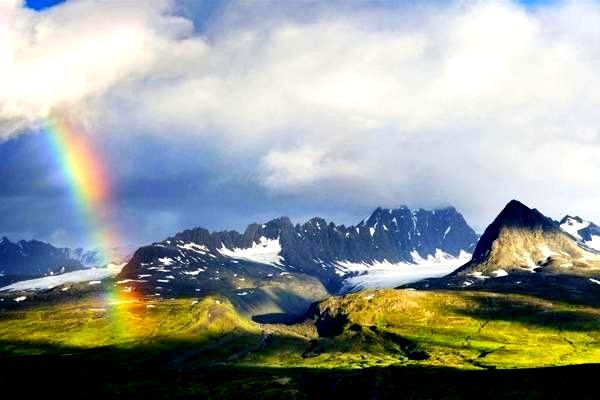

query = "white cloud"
[261, 147, 366, 190]
[0, 0, 190, 134]
[3, 0, 600, 228]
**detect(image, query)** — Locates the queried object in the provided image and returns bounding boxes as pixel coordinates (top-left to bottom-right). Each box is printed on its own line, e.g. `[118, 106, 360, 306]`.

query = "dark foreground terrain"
[1, 341, 598, 400]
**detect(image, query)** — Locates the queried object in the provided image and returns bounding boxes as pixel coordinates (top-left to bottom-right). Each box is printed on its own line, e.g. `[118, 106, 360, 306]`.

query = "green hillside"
[0, 288, 598, 398]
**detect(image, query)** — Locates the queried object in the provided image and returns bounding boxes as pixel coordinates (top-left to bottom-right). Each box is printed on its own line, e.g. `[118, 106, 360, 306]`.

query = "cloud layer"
[3, 0, 600, 232]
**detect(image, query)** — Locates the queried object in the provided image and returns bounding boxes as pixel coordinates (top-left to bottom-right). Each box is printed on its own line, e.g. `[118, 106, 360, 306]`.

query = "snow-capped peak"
[560, 216, 590, 241]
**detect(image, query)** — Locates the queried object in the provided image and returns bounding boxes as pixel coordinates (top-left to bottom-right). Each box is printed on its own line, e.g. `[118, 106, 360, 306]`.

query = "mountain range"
[117, 206, 478, 320]
[4, 200, 600, 314]
[0, 237, 107, 285]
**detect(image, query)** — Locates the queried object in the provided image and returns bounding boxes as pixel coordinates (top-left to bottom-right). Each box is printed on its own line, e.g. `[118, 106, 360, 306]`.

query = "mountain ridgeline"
[0, 237, 103, 285]
[170, 206, 476, 281]
[118, 206, 478, 319]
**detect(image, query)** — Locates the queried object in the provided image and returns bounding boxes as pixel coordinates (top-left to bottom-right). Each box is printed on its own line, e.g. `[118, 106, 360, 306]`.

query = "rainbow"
[46, 114, 146, 339]
[45, 114, 117, 266]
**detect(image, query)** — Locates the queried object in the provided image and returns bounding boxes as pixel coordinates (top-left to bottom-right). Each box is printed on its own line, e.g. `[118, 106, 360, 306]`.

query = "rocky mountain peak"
[470, 200, 556, 262]
[305, 217, 328, 227]
[455, 200, 599, 278]
[493, 200, 556, 231]
[267, 216, 293, 228]
[363, 207, 396, 226]
[120, 205, 479, 296]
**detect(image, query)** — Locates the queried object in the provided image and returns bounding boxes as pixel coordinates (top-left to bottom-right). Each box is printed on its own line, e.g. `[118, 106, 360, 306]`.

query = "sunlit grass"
[0, 295, 259, 351]
[0, 289, 598, 370]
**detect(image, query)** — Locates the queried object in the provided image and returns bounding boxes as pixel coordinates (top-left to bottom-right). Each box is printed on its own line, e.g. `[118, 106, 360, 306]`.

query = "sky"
[2, 0, 600, 250]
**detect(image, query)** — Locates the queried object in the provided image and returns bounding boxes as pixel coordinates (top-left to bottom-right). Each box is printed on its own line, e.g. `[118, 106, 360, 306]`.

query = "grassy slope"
[0, 294, 259, 352]
[0, 288, 599, 398]
[0, 289, 598, 370]
[302, 289, 600, 369]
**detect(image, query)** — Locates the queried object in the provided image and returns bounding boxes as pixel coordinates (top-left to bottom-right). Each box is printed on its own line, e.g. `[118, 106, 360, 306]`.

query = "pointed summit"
[456, 200, 599, 277]
[470, 200, 559, 263]
[491, 200, 556, 231]
[364, 206, 390, 226]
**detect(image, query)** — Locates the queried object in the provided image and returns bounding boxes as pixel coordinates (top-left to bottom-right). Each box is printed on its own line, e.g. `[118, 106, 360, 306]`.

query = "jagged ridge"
[117, 206, 478, 318]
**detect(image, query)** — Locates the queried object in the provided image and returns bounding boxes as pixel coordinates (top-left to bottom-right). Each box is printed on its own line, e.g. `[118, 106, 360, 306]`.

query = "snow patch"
[0, 264, 125, 292]
[183, 268, 205, 276]
[492, 269, 509, 277]
[117, 279, 146, 284]
[218, 236, 283, 267]
[443, 226, 451, 239]
[338, 250, 471, 293]
[158, 257, 175, 266]
[585, 235, 600, 251]
[468, 271, 489, 279]
[590, 278, 600, 285]
[410, 249, 471, 266]
[178, 242, 208, 254]
[560, 217, 590, 240]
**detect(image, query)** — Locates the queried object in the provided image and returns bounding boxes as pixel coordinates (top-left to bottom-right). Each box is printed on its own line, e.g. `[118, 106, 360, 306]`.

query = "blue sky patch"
[25, 0, 66, 11]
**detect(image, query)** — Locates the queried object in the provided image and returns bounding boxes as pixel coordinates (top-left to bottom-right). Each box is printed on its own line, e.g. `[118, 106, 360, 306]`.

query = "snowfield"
[584, 235, 600, 251]
[218, 236, 284, 267]
[560, 217, 600, 251]
[560, 217, 590, 240]
[0, 263, 125, 292]
[338, 250, 471, 293]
